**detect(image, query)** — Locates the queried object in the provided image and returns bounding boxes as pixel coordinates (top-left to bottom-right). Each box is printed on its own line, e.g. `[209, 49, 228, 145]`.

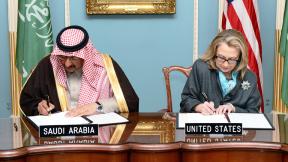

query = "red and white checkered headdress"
[50, 26, 113, 108]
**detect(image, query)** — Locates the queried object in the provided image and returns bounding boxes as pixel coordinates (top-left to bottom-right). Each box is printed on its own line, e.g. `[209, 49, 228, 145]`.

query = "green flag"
[16, 0, 53, 84]
[280, 1, 288, 105]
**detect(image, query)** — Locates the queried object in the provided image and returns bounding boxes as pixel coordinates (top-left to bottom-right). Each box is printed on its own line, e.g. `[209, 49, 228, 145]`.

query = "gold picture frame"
[130, 120, 175, 143]
[86, 0, 176, 15]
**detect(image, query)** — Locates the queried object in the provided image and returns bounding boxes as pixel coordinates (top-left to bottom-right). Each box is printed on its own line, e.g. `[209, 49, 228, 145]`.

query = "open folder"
[27, 112, 128, 128]
[177, 113, 274, 130]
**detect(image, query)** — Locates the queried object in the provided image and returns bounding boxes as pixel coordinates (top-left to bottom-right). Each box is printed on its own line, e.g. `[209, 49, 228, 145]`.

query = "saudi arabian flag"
[16, 0, 53, 84]
[280, 0, 288, 105]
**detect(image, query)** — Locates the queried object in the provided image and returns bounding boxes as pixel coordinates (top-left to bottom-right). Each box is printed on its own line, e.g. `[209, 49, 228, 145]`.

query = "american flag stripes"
[222, 0, 264, 112]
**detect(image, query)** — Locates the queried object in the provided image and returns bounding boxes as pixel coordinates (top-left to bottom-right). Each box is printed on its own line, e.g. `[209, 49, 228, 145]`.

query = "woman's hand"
[195, 101, 215, 115]
[215, 103, 235, 114]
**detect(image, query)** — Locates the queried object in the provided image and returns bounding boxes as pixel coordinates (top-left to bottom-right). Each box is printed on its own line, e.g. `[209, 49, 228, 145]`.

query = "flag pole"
[274, 0, 288, 113]
[8, 0, 21, 117]
[65, 0, 70, 27]
[218, 0, 224, 32]
[193, 0, 198, 63]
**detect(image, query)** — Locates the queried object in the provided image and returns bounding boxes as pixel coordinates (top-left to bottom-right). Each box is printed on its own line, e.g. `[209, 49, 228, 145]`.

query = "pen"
[82, 116, 93, 124]
[224, 113, 231, 123]
[201, 92, 209, 102]
[46, 95, 50, 107]
[201, 92, 216, 114]
[46, 95, 51, 115]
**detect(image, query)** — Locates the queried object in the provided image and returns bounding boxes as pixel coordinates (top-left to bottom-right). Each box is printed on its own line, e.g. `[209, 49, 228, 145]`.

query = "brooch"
[241, 81, 251, 90]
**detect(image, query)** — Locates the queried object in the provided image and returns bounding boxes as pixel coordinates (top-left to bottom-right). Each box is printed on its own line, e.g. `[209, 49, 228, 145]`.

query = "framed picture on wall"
[128, 119, 175, 143]
[86, 0, 176, 15]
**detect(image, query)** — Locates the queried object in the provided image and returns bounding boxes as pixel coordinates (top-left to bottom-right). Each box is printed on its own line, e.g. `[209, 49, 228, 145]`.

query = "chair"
[162, 66, 192, 112]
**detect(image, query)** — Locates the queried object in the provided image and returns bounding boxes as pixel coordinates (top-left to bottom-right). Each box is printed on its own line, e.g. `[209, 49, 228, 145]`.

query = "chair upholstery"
[162, 66, 192, 112]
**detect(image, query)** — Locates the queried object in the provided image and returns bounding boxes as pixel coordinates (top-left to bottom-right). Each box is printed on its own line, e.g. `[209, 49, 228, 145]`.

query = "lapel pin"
[241, 80, 251, 90]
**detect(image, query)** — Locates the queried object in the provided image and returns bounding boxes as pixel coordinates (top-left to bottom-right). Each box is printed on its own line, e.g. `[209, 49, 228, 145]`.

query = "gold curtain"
[273, 0, 288, 113]
[273, 30, 288, 112]
[8, 0, 21, 116]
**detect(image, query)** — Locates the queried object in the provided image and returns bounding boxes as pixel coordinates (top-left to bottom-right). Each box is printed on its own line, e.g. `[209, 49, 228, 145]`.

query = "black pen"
[82, 116, 93, 124]
[201, 92, 216, 114]
[46, 95, 51, 115]
[201, 92, 209, 102]
[46, 95, 50, 107]
[224, 113, 231, 123]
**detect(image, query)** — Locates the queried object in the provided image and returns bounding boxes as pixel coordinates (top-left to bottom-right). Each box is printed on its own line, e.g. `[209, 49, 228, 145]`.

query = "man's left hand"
[66, 103, 101, 117]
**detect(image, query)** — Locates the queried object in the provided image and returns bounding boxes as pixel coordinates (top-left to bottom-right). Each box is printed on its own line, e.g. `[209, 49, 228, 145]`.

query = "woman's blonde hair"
[202, 29, 248, 80]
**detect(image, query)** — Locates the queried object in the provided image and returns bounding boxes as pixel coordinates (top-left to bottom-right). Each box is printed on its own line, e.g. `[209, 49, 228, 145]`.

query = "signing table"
[0, 112, 287, 162]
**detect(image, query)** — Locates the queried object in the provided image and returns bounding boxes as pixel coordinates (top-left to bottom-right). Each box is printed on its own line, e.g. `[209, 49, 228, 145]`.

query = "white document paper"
[28, 112, 128, 127]
[28, 112, 89, 127]
[228, 113, 272, 129]
[177, 113, 228, 128]
[87, 112, 128, 125]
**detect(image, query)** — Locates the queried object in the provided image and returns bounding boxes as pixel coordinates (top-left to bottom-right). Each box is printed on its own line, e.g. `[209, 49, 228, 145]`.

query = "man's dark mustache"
[65, 65, 76, 69]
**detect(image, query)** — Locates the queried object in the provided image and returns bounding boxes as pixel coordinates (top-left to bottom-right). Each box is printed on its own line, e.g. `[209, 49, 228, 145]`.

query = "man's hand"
[195, 101, 215, 115]
[215, 103, 235, 114]
[66, 103, 101, 117]
[37, 100, 55, 115]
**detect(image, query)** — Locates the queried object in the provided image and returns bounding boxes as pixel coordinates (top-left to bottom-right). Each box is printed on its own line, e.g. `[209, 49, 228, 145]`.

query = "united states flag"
[222, 0, 264, 112]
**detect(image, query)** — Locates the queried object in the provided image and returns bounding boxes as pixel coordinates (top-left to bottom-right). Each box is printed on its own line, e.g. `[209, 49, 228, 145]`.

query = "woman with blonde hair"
[180, 29, 261, 114]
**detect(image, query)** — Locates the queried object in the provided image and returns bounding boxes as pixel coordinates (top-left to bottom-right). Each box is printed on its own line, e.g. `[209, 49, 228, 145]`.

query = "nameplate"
[185, 136, 243, 143]
[39, 138, 98, 145]
[39, 124, 98, 137]
[185, 123, 242, 135]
